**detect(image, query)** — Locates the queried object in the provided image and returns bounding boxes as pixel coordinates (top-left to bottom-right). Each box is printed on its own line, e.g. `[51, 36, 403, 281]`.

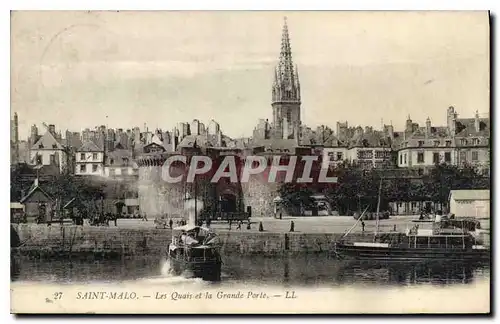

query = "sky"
[11, 11, 490, 139]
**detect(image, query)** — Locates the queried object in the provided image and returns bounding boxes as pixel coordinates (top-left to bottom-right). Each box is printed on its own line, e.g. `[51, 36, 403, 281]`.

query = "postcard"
[10, 10, 490, 314]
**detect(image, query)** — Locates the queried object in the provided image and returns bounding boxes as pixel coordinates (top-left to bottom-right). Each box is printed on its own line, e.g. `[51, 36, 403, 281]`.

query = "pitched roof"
[78, 140, 102, 152]
[20, 179, 53, 203]
[31, 130, 64, 150]
[106, 149, 133, 167]
[449, 189, 490, 201]
[455, 118, 490, 137]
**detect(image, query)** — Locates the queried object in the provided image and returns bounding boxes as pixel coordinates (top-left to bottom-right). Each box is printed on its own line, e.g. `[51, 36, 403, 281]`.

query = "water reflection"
[11, 254, 489, 288]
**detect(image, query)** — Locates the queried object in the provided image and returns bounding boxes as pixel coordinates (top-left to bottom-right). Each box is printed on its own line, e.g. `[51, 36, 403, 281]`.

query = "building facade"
[75, 140, 105, 176]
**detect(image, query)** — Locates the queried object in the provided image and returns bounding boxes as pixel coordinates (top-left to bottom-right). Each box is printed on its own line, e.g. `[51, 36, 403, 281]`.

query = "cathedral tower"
[271, 17, 301, 139]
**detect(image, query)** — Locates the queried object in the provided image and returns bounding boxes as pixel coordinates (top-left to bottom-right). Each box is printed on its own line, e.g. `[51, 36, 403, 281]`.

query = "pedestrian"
[114, 214, 118, 227]
[228, 219, 232, 230]
[237, 220, 242, 230]
[246, 222, 251, 230]
[143, 213, 148, 222]
[393, 224, 396, 232]
[289, 221, 295, 232]
[361, 220, 365, 232]
[258, 221, 264, 232]
[169, 218, 173, 229]
[279, 212, 282, 220]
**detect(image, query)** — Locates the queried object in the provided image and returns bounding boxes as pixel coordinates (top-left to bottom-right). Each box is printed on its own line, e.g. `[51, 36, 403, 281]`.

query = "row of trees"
[278, 163, 490, 215]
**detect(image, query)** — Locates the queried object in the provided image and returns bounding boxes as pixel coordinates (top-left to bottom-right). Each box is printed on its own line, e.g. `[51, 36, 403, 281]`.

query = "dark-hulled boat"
[167, 224, 222, 281]
[335, 218, 490, 262]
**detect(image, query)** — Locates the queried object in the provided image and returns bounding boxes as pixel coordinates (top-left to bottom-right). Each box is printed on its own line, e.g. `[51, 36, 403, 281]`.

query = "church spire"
[272, 16, 300, 104]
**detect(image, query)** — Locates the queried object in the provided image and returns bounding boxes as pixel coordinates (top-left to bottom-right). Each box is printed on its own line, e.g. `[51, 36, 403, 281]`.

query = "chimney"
[475, 110, 480, 132]
[48, 124, 56, 135]
[171, 127, 177, 152]
[216, 129, 222, 147]
[426, 117, 432, 137]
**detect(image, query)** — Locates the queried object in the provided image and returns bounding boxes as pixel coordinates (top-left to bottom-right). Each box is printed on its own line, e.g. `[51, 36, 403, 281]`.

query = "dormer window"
[418, 141, 424, 147]
[460, 139, 467, 145]
[472, 138, 480, 145]
[52, 144, 58, 149]
[433, 140, 440, 147]
[445, 141, 452, 147]
[39, 143, 44, 149]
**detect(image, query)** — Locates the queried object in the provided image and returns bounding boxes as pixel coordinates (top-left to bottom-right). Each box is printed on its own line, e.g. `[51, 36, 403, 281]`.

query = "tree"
[278, 183, 315, 213]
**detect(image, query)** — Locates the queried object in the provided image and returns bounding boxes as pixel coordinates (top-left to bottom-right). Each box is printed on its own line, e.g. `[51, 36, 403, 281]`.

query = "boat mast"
[194, 175, 198, 225]
[375, 177, 382, 238]
[341, 205, 370, 240]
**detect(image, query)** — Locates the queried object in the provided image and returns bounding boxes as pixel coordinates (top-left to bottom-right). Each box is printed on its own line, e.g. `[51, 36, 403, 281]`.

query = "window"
[80, 164, 86, 173]
[418, 141, 424, 147]
[336, 152, 343, 161]
[375, 151, 386, 159]
[358, 150, 373, 159]
[433, 153, 439, 164]
[434, 140, 440, 147]
[404, 154, 407, 164]
[286, 110, 292, 121]
[472, 138, 480, 145]
[80, 153, 85, 160]
[399, 154, 403, 165]
[445, 141, 452, 147]
[460, 139, 467, 145]
[472, 151, 479, 161]
[459, 151, 466, 163]
[444, 152, 451, 163]
[92, 153, 98, 160]
[36, 155, 42, 165]
[49, 154, 55, 165]
[92, 164, 98, 172]
[417, 152, 424, 163]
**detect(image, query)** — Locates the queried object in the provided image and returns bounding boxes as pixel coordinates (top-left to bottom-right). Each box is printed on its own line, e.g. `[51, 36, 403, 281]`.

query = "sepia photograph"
[9, 10, 491, 314]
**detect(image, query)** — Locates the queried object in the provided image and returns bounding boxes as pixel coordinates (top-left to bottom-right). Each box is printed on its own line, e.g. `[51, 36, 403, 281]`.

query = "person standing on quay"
[361, 220, 365, 232]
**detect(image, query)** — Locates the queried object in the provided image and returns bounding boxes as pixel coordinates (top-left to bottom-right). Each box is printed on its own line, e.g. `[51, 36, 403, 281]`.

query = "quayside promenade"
[11, 216, 490, 258]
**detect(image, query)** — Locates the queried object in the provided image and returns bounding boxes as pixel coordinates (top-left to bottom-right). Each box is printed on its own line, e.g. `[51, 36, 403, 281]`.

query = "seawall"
[11, 224, 377, 258]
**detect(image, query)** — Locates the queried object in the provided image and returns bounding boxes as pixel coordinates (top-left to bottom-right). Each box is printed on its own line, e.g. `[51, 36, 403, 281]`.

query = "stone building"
[397, 106, 490, 173]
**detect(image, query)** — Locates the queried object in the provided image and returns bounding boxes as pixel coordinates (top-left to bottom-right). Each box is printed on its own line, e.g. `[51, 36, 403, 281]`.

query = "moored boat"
[335, 218, 490, 262]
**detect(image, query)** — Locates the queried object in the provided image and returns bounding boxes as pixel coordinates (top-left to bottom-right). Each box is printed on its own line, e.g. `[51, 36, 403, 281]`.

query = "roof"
[455, 117, 490, 137]
[78, 140, 102, 152]
[250, 138, 298, 151]
[106, 149, 133, 167]
[10, 202, 24, 209]
[449, 189, 490, 201]
[20, 180, 53, 203]
[30, 130, 64, 151]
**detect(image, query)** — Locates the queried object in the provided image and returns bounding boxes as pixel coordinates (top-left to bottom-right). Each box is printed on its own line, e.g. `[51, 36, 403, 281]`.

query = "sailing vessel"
[334, 178, 490, 262]
[166, 178, 222, 281]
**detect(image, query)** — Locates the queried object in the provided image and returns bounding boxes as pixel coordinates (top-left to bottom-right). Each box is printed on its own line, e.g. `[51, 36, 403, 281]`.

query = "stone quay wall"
[11, 224, 373, 258]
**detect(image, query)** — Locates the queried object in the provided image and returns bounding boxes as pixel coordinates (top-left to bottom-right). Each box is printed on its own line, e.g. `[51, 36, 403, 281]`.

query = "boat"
[167, 224, 222, 281]
[334, 218, 490, 262]
[334, 178, 490, 262]
[165, 176, 222, 281]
